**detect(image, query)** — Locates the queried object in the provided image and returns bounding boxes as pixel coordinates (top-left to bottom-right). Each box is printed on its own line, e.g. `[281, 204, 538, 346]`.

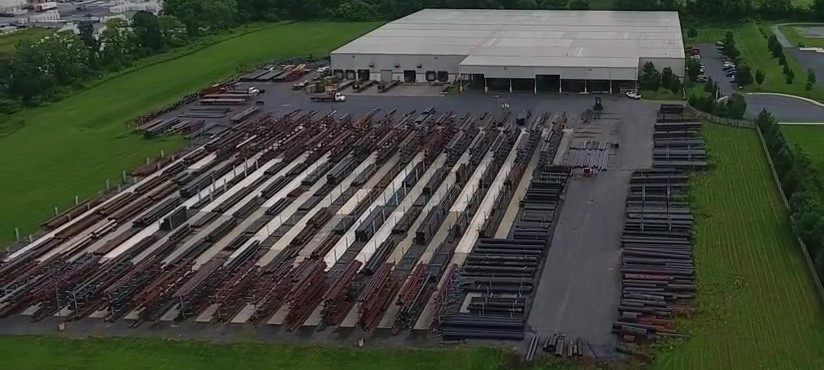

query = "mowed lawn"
[0, 336, 510, 370]
[0, 21, 380, 244]
[651, 124, 824, 369]
[781, 125, 824, 173]
[685, 23, 824, 103]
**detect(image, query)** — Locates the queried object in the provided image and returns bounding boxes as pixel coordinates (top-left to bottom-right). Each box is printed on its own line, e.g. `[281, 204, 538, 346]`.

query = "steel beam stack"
[562, 139, 610, 170]
[438, 159, 570, 340]
[613, 168, 695, 344]
[653, 105, 707, 170]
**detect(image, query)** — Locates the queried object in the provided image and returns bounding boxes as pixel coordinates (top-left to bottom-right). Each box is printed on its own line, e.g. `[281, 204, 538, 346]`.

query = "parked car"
[626, 91, 642, 100]
[690, 54, 701, 60]
[726, 70, 737, 78]
[716, 40, 725, 47]
[697, 75, 708, 82]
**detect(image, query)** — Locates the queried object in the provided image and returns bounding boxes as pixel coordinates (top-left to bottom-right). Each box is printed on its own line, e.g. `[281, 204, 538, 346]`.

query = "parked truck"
[310, 92, 346, 102]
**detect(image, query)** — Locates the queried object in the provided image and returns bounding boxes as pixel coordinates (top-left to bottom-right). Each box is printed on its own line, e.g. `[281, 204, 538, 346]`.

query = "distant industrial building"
[331, 9, 685, 93]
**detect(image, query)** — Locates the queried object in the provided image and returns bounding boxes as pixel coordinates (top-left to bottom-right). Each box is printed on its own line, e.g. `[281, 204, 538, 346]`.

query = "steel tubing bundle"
[320, 260, 361, 326]
[439, 314, 525, 340]
[357, 262, 398, 332]
[652, 106, 707, 170]
[614, 168, 696, 344]
[285, 259, 328, 331]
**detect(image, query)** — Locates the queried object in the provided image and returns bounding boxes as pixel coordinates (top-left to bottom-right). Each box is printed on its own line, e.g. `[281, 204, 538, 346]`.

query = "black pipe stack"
[614, 168, 695, 343]
[653, 105, 707, 170]
[439, 164, 570, 341]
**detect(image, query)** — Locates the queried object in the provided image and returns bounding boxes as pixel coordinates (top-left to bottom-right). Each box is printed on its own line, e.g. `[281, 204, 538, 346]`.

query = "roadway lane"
[745, 94, 824, 122]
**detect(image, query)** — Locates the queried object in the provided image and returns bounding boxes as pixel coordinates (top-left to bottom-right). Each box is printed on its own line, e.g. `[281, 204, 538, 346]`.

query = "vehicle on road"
[625, 91, 642, 100]
[310, 92, 346, 102]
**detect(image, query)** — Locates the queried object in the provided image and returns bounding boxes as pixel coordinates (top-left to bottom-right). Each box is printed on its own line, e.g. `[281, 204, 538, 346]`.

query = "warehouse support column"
[534, 79, 537, 94]
[559, 79, 562, 93]
[509, 79, 513, 93]
[484, 78, 488, 93]
[609, 80, 613, 94]
[584, 80, 588, 93]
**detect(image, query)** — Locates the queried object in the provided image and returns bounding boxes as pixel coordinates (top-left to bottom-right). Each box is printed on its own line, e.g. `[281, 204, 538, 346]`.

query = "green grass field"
[685, 23, 824, 103]
[0, 336, 512, 370]
[0, 21, 380, 244]
[781, 125, 824, 173]
[650, 123, 824, 369]
[0, 28, 52, 55]
[780, 25, 824, 48]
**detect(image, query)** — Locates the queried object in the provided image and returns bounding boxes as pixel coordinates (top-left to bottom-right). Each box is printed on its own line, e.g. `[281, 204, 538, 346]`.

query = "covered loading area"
[459, 57, 639, 94]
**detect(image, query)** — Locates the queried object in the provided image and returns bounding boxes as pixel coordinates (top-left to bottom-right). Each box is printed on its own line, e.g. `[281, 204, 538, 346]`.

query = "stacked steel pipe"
[613, 168, 695, 343]
[653, 105, 707, 170]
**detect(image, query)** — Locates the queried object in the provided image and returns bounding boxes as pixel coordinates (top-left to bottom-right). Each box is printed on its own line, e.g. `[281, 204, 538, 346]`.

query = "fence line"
[753, 127, 824, 305]
[686, 105, 755, 128]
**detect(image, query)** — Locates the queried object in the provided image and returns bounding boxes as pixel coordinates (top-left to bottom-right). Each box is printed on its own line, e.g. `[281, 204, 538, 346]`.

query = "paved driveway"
[745, 94, 824, 122]
[788, 48, 824, 88]
[697, 44, 736, 96]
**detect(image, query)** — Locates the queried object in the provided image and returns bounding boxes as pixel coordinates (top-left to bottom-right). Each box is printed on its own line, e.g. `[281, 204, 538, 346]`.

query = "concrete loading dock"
[331, 9, 685, 93]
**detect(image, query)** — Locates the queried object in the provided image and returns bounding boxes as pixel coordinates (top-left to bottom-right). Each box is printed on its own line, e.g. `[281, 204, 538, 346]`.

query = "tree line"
[756, 110, 824, 280]
[162, 0, 824, 25]
[0, 11, 187, 110]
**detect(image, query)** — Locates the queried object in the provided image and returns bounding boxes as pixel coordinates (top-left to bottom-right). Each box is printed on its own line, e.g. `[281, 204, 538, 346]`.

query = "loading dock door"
[357, 69, 370, 81]
[536, 75, 560, 93]
[403, 70, 416, 83]
[380, 69, 392, 81]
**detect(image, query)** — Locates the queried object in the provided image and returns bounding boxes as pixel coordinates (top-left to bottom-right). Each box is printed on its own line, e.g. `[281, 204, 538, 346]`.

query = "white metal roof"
[332, 9, 685, 68]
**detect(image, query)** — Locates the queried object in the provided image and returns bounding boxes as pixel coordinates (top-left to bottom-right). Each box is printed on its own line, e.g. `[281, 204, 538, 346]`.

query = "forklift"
[594, 97, 603, 112]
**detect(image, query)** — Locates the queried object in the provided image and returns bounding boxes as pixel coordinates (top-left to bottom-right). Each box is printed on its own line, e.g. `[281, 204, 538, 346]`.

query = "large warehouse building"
[330, 9, 685, 93]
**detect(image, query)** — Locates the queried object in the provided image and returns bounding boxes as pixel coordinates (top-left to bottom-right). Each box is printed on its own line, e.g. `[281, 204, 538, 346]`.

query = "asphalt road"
[788, 48, 824, 88]
[745, 94, 824, 122]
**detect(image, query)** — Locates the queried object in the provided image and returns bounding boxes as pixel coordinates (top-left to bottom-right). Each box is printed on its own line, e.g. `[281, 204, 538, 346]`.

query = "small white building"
[331, 9, 685, 93]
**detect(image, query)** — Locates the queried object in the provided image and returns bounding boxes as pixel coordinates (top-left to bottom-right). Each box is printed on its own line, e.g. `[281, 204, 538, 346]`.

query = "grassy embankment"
[649, 123, 824, 369]
[0, 336, 513, 370]
[0, 21, 380, 244]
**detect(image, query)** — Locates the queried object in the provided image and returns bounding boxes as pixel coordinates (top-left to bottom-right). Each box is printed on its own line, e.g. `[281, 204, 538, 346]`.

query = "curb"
[746, 92, 824, 108]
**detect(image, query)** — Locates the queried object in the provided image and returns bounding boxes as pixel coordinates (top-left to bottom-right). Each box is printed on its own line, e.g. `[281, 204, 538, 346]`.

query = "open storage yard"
[5, 13, 824, 370]
[0, 21, 380, 246]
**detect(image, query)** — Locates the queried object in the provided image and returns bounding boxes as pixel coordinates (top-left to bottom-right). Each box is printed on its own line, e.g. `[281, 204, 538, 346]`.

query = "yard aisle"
[652, 124, 824, 369]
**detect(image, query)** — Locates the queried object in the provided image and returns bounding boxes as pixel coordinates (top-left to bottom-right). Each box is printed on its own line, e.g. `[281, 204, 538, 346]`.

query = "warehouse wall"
[458, 65, 639, 81]
[330, 53, 465, 82]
